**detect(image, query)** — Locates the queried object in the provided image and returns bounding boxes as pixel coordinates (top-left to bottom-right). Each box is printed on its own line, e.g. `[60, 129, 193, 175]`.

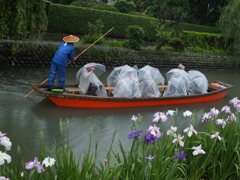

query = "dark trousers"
[86, 83, 98, 96]
[48, 62, 66, 88]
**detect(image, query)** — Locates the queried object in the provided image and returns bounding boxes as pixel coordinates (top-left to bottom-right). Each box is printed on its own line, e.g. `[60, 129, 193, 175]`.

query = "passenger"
[138, 65, 165, 96]
[112, 71, 141, 98]
[76, 63, 107, 97]
[47, 35, 79, 91]
[139, 71, 160, 97]
[188, 70, 208, 94]
[163, 64, 193, 97]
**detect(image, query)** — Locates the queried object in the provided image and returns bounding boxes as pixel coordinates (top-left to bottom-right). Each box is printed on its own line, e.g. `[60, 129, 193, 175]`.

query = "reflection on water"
[0, 67, 239, 162]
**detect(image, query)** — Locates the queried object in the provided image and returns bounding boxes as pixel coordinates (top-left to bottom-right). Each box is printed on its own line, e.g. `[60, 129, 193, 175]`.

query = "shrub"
[114, 0, 135, 13]
[155, 26, 173, 50]
[82, 34, 105, 45]
[126, 25, 144, 50]
[103, 39, 129, 48]
[87, 18, 104, 35]
[168, 38, 185, 51]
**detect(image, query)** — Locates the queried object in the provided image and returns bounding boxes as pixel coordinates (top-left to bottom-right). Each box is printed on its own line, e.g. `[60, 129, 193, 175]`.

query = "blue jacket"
[52, 42, 75, 66]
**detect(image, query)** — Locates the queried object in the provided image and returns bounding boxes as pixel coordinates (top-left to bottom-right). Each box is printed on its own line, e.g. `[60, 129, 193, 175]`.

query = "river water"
[0, 66, 239, 163]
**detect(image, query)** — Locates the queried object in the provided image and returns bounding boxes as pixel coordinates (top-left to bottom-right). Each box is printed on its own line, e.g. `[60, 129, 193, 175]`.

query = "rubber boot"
[47, 86, 52, 91]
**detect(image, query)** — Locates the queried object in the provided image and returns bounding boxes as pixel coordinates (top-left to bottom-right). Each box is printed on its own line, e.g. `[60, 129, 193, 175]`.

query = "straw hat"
[63, 35, 79, 43]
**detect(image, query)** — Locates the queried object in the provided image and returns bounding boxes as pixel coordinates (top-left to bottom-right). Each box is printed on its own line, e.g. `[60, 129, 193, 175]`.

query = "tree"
[126, 25, 144, 50]
[218, 0, 240, 54]
[187, 0, 230, 26]
[52, 0, 75, 5]
[114, 0, 136, 13]
[0, 0, 48, 40]
[138, 0, 190, 28]
[136, 0, 189, 50]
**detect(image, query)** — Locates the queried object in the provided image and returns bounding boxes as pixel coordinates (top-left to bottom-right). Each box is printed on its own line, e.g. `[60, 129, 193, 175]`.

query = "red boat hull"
[46, 89, 230, 108]
[32, 81, 233, 109]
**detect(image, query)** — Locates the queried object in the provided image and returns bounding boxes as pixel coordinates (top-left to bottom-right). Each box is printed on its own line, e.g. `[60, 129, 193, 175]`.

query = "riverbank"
[0, 39, 239, 71]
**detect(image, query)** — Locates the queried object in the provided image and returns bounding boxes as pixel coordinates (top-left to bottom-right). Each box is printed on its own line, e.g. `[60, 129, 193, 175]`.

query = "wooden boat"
[31, 81, 233, 109]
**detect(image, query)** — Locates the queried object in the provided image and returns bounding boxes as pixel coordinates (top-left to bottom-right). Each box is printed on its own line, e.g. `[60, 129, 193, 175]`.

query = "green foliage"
[126, 25, 145, 50]
[179, 31, 225, 52]
[87, 18, 104, 35]
[218, 0, 240, 55]
[155, 25, 173, 50]
[174, 22, 221, 34]
[103, 39, 129, 48]
[187, 0, 229, 26]
[52, 0, 75, 5]
[0, 0, 48, 40]
[114, 0, 136, 13]
[85, 46, 130, 65]
[53, 120, 82, 180]
[82, 34, 105, 45]
[47, 4, 221, 42]
[144, 0, 190, 29]
[91, 3, 119, 12]
[168, 38, 185, 51]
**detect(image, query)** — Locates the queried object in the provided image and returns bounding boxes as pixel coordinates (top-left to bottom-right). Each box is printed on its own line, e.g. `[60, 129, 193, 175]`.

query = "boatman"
[47, 35, 79, 91]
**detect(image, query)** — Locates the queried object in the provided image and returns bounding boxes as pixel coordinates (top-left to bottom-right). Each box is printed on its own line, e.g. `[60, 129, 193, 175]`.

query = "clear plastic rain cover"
[76, 63, 107, 97]
[188, 70, 208, 94]
[163, 69, 193, 97]
[107, 65, 141, 98]
[138, 65, 165, 97]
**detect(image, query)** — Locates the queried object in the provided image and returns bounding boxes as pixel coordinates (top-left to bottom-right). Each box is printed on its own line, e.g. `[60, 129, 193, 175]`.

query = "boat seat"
[66, 88, 80, 94]
[65, 86, 168, 96]
[105, 87, 114, 96]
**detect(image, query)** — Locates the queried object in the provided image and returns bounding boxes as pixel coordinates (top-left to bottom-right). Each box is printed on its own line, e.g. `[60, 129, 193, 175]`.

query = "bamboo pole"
[24, 27, 115, 98]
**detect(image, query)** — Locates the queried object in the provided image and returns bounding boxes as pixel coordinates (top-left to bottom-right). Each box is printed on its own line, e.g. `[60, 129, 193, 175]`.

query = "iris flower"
[131, 115, 138, 122]
[42, 157, 56, 167]
[0, 151, 11, 165]
[229, 97, 240, 107]
[183, 110, 192, 117]
[210, 107, 220, 117]
[221, 105, 231, 114]
[144, 133, 157, 144]
[227, 113, 236, 123]
[172, 134, 184, 147]
[166, 110, 175, 116]
[192, 144, 206, 156]
[210, 132, 222, 141]
[146, 155, 154, 160]
[237, 104, 240, 112]
[216, 119, 226, 129]
[128, 129, 142, 139]
[166, 126, 177, 136]
[0, 176, 9, 180]
[0, 136, 12, 151]
[25, 157, 45, 173]
[202, 112, 211, 122]
[183, 124, 198, 137]
[0, 132, 6, 138]
[152, 112, 168, 123]
[147, 125, 161, 139]
[174, 151, 187, 162]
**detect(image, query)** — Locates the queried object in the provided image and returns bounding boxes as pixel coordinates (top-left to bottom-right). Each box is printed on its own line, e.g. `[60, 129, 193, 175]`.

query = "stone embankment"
[0, 40, 239, 71]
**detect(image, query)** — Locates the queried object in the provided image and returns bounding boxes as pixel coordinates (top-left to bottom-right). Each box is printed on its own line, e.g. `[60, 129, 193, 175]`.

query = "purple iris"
[144, 133, 157, 144]
[174, 151, 187, 162]
[25, 157, 45, 173]
[146, 155, 154, 160]
[128, 129, 142, 139]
